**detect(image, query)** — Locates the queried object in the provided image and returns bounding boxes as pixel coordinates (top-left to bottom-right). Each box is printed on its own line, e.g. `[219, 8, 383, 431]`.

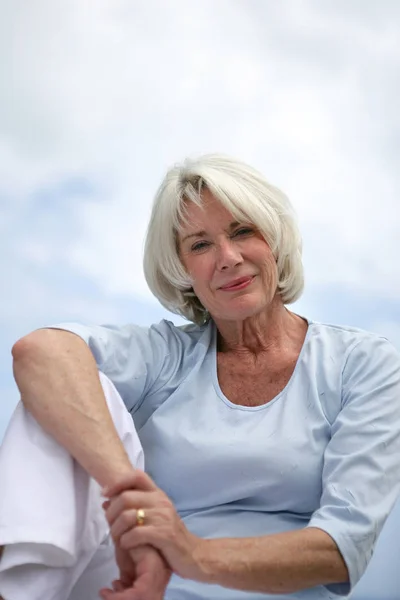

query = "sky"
[1, 1, 400, 597]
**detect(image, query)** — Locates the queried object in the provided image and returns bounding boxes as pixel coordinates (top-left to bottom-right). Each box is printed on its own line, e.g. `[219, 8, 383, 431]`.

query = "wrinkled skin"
[100, 543, 171, 600]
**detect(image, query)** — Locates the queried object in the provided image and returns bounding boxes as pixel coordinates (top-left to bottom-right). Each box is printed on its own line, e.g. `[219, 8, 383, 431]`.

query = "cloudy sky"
[1, 1, 399, 597]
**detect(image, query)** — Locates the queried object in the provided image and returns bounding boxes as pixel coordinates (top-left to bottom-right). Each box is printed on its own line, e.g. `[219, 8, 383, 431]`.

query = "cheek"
[180, 252, 198, 281]
[187, 255, 214, 281]
[258, 253, 278, 282]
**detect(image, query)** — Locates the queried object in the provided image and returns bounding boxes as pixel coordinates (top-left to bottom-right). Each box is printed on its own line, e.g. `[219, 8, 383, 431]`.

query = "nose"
[215, 238, 243, 271]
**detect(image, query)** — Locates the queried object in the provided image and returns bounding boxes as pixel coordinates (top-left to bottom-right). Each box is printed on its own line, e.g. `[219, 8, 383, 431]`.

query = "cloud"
[1, 0, 399, 308]
[0, 4, 399, 594]
[1, 3, 399, 426]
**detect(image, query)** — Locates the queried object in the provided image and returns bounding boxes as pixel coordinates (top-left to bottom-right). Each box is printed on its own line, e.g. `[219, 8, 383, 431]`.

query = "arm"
[102, 473, 348, 596]
[194, 527, 347, 594]
[10, 327, 171, 598]
[12, 328, 134, 488]
[196, 336, 400, 595]
[103, 335, 400, 596]
[305, 336, 400, 595]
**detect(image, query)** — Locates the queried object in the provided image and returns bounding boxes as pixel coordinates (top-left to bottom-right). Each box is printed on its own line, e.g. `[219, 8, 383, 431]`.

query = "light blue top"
[51, 317, 400, 599]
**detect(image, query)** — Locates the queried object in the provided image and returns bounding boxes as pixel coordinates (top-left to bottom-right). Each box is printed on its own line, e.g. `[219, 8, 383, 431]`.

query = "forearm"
[194, 527, 348, 594]
[12, 329, 135, 488]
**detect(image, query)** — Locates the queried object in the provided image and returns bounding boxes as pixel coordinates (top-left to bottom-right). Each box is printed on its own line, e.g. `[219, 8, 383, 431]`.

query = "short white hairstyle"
[143, 154, 304, 324]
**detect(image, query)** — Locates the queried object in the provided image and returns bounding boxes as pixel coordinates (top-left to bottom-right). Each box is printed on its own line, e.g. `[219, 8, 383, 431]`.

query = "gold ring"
[136, 508, 146, 526]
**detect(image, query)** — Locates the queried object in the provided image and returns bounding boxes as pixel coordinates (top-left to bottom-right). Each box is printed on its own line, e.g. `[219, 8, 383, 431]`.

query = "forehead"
[179, 189, 240, 233]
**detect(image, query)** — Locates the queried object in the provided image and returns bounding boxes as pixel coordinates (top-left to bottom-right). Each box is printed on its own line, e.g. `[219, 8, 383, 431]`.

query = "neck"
[214, 296, 307, 356]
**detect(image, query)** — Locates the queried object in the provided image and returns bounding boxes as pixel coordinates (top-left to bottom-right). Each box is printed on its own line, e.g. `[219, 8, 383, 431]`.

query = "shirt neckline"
[209, 315, 314, 411]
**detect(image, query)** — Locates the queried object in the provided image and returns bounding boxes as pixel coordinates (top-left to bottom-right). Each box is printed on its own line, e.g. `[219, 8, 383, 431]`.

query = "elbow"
[12, 335, 35, 361]
[12, 332, 46, 394]
[11, 329, 64, 402]
[12, 334, 42, 408]
[12, 329, 52, 362]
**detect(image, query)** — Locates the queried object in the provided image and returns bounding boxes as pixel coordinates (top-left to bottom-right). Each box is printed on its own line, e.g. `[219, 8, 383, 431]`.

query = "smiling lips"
[219, 276, 255, 291]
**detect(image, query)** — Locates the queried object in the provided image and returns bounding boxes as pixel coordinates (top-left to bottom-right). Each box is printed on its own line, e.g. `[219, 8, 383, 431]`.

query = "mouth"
[219, 276, 255, 291]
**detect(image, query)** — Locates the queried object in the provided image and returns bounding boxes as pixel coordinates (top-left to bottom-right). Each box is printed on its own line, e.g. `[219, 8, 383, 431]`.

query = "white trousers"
[0, 373, 145, 600]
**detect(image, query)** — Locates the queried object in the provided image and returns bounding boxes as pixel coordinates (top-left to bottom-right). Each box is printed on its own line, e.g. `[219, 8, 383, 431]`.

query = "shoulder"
[46, 318, 210, 348]
[307, 318, 399, 361]
[150, 318, 210, 343]
[44, 318, 213, 376]
[306, 318, 400, 399]
[145, 318, 213, 359]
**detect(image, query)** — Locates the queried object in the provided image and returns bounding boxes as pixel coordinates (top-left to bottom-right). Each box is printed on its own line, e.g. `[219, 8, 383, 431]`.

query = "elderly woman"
[3, 154, 400, 600]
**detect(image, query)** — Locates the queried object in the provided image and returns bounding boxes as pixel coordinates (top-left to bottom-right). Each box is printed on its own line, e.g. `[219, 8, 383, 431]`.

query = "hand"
[102, 470, 207, 582]
[99, 544, 171, 600]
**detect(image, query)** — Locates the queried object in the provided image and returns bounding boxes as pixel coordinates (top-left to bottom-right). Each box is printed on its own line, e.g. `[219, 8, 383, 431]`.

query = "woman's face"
[178, 189, 279, 322]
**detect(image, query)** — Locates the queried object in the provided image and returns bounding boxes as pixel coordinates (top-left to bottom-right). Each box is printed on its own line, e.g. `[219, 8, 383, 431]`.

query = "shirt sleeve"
[306, 335, 400, 596]
[45, 321, 173, 413]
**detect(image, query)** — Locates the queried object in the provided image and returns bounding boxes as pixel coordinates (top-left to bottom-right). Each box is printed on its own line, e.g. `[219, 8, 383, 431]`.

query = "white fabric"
[0, 372, 145, 600]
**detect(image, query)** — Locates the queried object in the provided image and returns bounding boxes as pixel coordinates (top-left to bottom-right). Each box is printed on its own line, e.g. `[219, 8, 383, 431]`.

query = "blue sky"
[1, 1, 400, 597]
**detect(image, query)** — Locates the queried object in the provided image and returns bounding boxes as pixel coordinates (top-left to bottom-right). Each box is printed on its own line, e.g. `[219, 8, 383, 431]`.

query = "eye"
[232, 227, 254, 237]
[191, 240, 210, 253]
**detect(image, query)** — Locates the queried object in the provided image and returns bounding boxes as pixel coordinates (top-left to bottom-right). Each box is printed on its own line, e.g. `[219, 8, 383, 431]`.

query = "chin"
[217, 296, 267, 321]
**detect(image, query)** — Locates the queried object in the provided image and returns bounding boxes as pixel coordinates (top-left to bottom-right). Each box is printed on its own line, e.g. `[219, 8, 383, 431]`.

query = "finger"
[120, 525, 159, 552]
[99, 583, 138, 599]
[99, 587, 138, 600]
[109, 508, 140, 542]
[112, 580, 126, 591]
[99, 576, 151, 600]
[103, 470, 157, 498]
[111, 508, 160, 544]
[105, 491, 157, 526]
[99, 580, 126, 598]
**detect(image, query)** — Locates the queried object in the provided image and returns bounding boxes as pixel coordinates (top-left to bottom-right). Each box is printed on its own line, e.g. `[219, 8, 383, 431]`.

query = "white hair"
[143, 154, 304, 324]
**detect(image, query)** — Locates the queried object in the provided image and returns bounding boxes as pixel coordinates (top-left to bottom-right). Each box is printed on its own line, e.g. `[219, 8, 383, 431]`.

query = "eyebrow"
[180, 221, 241, 244]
